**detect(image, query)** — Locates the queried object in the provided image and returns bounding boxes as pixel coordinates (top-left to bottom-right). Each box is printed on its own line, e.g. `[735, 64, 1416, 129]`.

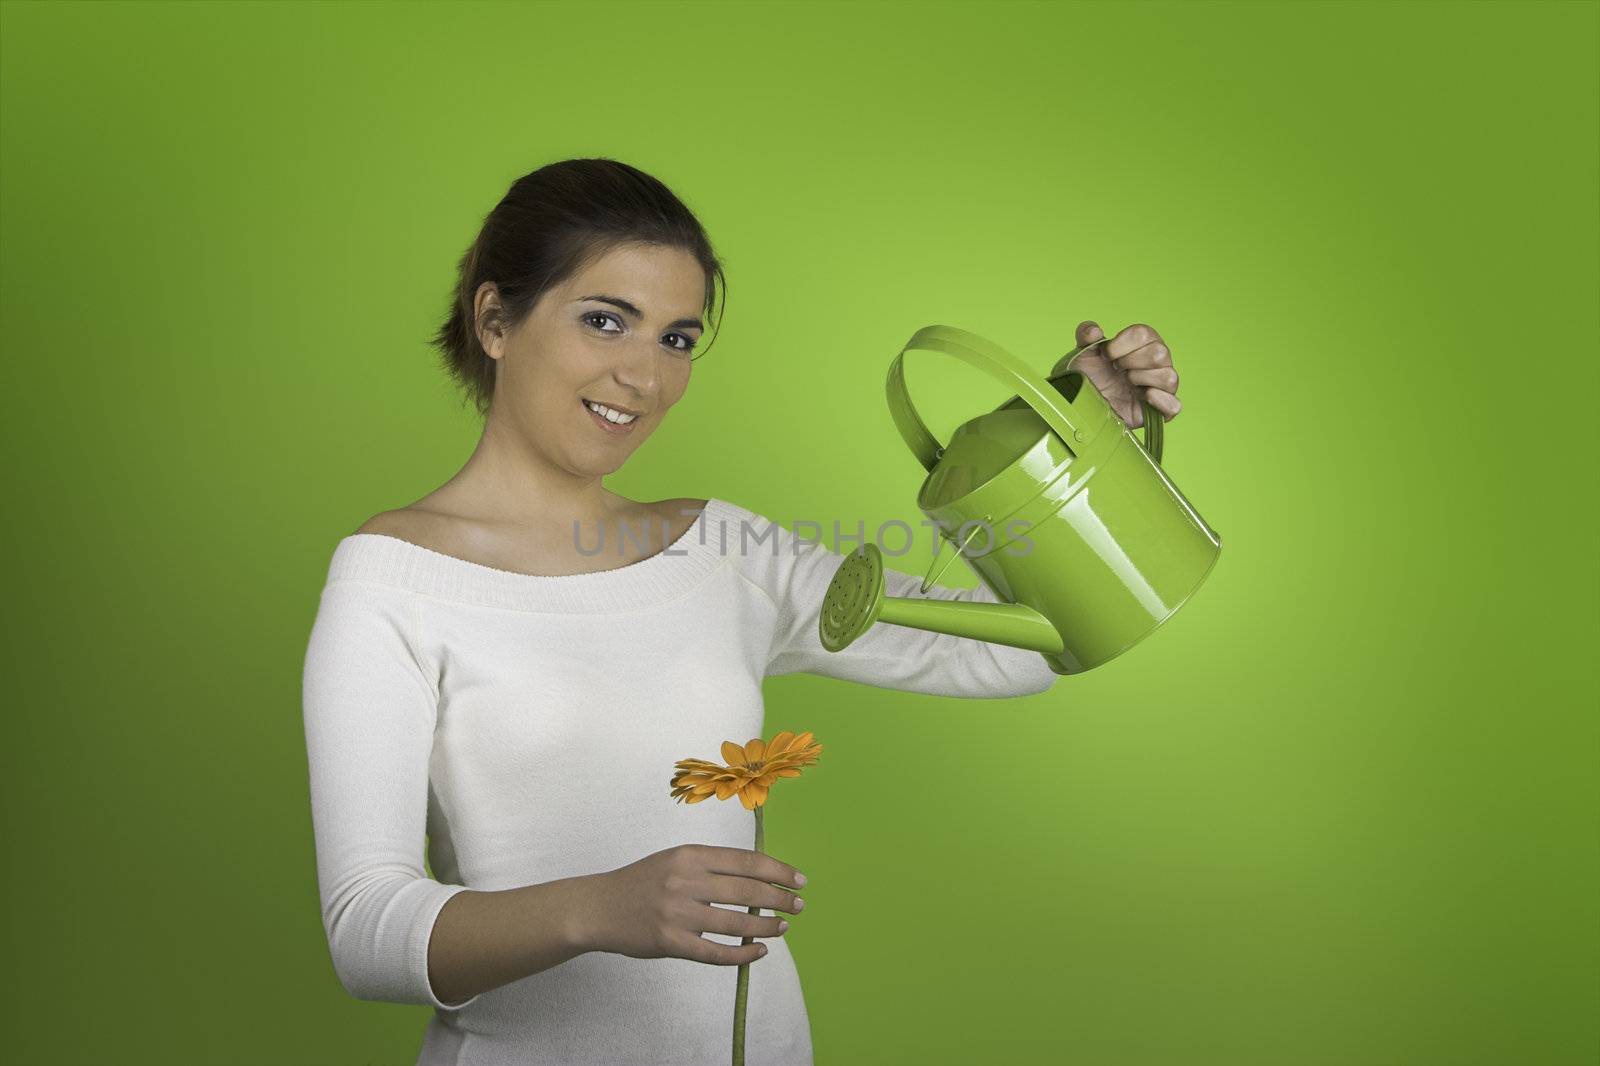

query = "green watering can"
[819, 324, 1222, 676]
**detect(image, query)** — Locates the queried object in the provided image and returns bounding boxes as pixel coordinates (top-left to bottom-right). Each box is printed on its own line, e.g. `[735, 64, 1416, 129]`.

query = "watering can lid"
[919, 404, 1056, 511]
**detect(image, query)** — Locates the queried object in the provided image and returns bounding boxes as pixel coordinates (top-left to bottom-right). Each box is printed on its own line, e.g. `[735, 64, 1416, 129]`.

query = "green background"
[2, 1, 1595, 1063]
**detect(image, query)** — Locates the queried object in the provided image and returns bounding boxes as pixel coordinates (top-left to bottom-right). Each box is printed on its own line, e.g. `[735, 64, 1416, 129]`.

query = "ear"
[474, 281, 506, 360]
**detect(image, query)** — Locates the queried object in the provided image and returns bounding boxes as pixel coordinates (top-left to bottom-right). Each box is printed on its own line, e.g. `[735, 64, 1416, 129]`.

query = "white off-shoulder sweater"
[301, 496, 1059, 1066]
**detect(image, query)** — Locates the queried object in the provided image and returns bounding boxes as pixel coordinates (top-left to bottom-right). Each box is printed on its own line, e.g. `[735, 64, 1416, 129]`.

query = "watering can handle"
[885, 325, 1166, 474]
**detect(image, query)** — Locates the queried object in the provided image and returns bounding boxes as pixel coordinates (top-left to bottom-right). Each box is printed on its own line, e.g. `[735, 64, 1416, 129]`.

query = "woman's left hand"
[1065, 320, 1181, 429]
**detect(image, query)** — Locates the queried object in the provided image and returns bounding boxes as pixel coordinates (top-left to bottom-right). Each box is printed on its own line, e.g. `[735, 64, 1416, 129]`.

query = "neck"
[439, 412, 630, 532]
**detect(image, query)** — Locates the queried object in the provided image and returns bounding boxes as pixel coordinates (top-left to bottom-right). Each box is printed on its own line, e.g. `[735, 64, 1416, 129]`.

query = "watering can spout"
[819, 543, 1065, 656]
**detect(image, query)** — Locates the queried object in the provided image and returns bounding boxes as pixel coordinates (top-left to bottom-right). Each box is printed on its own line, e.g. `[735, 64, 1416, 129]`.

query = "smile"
[583, 398, 640, 434]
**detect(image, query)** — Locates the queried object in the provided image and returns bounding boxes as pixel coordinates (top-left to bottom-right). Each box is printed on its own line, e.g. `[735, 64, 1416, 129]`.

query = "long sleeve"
[301, 578, 481, 1011]
[733, 509, 1060, 697]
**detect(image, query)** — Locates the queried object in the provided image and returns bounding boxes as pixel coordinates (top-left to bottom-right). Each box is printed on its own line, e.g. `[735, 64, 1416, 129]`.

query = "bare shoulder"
[352, 507, 452, 547]
[652, 496, 711, 534]
[654, 496, 710, 517]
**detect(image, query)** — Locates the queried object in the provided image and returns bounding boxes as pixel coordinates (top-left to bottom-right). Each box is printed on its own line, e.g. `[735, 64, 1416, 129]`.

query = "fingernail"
[795, 872, 808, 887]
[795, 897, 805, 911]
[778, 920, 789, 932]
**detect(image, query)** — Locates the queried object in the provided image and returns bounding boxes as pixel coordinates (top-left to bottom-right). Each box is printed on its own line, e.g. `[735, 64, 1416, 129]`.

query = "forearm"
[426, 872, 604, 1006]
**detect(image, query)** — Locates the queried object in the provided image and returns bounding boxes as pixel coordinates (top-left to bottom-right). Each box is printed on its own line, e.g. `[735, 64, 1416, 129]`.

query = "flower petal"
[744, 737, 766, 762]
[721, 740, 746, 766]
[767, 730, 796, 756]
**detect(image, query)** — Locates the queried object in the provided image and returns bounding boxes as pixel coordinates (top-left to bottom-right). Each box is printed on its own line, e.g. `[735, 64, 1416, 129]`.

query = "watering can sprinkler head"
[817, 324, 1221, 676]
[818, 539, 885, 653]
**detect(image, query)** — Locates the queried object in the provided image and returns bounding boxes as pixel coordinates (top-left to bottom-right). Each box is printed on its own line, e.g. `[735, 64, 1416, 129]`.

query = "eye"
[585, 311, 697, 356]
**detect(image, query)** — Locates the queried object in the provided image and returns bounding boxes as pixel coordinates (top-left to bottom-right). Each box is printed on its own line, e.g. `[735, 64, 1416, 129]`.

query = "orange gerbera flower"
[669, 730, 823, 810]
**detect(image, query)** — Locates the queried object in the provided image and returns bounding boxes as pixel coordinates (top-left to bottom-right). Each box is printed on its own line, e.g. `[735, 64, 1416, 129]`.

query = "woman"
[301, 157, 1183, 1066]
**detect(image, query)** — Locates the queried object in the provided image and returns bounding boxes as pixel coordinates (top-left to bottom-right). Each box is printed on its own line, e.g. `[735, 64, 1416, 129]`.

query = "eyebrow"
[575, 294, 704, 332]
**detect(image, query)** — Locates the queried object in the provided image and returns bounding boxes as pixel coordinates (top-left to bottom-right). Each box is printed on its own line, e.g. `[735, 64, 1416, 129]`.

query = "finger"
[1107, 327, 1169, 369]
[1075, 320, 1105, 347]
[1124, 366, 1179, 393]
[695, 902, 789, 941]
[1143, 388, 1182, 420]
[743, 847, 806, 890]
[680, 930, 768, 966]
[706, 872, 805, 914]
[700, 845, 806, 890]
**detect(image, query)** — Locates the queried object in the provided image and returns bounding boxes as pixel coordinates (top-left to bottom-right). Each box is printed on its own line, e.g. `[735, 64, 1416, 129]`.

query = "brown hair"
[430, 158, 727, 418]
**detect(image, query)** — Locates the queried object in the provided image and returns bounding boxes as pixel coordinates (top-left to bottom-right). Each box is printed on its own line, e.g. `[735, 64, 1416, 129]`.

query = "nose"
[610, 335, 663, 399]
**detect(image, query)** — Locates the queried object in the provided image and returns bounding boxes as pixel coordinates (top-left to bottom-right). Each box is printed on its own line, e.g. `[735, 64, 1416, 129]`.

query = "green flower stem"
[732, 804, 764, 1066]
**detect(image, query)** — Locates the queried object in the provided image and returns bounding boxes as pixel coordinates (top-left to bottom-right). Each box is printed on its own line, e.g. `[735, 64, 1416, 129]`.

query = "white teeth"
[584, 399, 637, 424]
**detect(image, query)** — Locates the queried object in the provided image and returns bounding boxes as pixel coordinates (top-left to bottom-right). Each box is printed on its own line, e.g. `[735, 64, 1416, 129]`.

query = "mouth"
[582, 397, 642, 435]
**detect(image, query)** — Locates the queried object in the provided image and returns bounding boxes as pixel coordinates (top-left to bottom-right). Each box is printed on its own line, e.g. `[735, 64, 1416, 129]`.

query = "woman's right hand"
[580, 844, 807, 966]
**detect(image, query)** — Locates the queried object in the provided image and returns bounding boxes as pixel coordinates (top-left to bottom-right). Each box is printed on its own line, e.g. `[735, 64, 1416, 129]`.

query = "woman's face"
[480, 241, 706, 477]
